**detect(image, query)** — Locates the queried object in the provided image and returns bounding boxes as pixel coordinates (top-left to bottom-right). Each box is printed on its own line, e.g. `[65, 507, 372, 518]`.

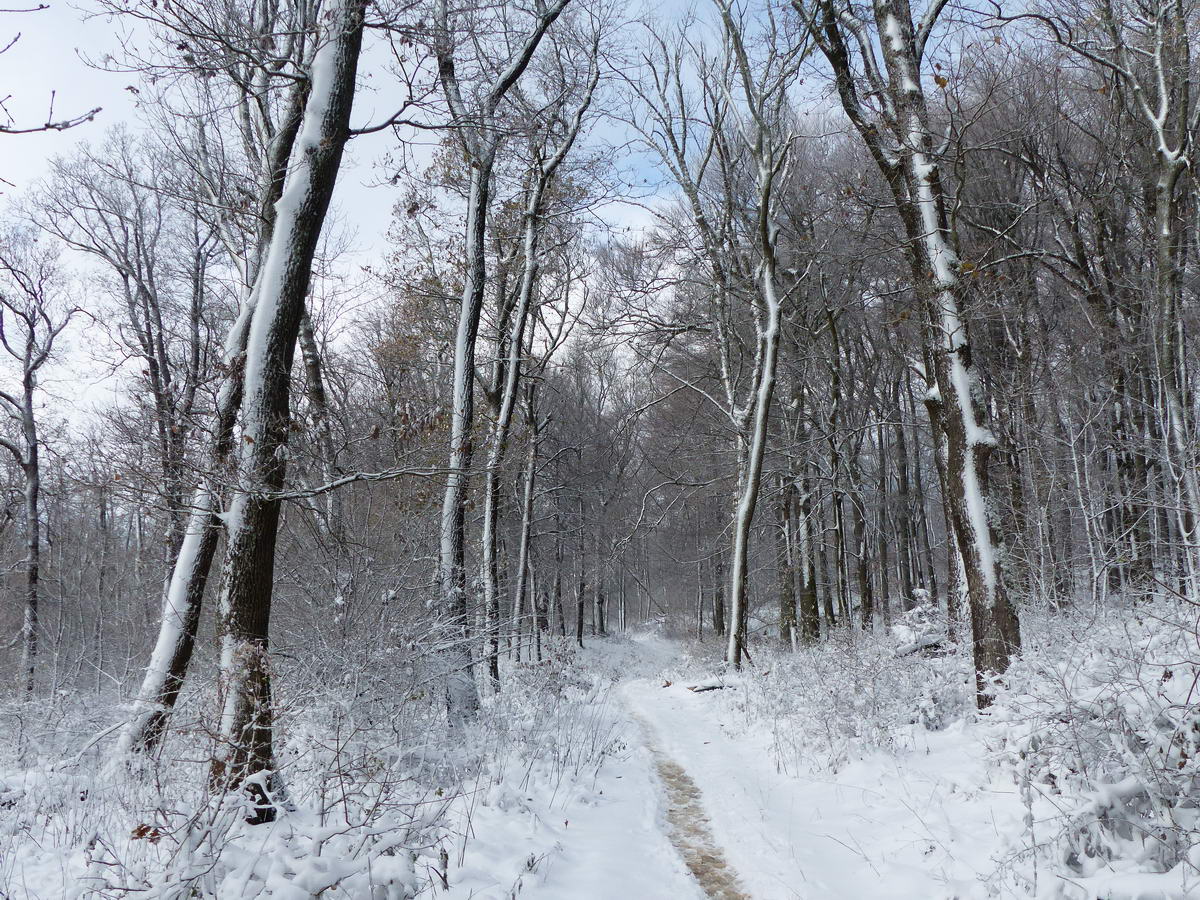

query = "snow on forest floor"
[626, 665, 1018, 899]
[441, 634, 704, 899]
[454, 630, 1022, 899]
[7, 607, 1200, 898]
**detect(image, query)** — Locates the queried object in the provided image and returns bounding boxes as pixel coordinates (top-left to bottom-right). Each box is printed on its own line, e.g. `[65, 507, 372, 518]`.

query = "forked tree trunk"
[209, 0, 365, 815]
[120, 79, 309, 756]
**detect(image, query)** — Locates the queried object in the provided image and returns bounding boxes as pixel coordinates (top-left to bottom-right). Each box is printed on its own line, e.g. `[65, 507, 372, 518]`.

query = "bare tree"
[0, 229, 72, 694]
[625, 2, 806, 668]
[427, 0, 572, 721]
[35, 131, 218, 553]
[478, 38, 600, 686]
[798, 0, 1022, 701]
[1019, 0, 1200, 598]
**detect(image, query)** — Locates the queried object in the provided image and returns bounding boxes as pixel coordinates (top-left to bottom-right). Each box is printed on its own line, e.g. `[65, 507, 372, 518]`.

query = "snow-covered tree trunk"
[796, 480, 820, 641]
[806, 0, 1022, 703]
[208, 0, 365, 815]
[436, 155, 492, 721]
[726, 254, 783, 669]
[119, 82, 310, 756]
[630, 4, 802, 669]
[8, 393, 41, 696]
[1041, 0, 1200, 600]
[882, 17, 1021, 698]
[0, 238, 71, 697]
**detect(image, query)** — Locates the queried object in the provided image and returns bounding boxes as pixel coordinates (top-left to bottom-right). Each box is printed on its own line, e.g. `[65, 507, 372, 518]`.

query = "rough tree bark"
[209, 0, 365, 815]
[805, 0, 1021, 704]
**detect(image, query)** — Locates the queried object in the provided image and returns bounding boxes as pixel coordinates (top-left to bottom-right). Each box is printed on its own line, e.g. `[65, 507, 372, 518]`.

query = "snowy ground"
[440, 634, 704, 899]
[626, 671, 1019, 899]
[8, 613, 1197, 898]
[448, 631, 1023, 899]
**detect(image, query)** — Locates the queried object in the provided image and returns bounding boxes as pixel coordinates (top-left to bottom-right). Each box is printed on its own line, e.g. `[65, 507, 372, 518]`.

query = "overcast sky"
[3, 4, 131, 188]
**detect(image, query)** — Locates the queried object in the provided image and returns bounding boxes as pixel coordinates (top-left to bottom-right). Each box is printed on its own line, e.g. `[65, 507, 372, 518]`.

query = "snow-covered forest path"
[449, 633, 1019, 899]
[616, 634, 1020, 900]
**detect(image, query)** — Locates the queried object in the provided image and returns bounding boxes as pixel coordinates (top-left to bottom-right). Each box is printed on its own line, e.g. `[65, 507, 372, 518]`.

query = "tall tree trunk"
[119, 79, 309, 756]
[875, 426, 892, 624]
[19, 394, 39, 696]
[510, 417, 538, 655]
[553, 513, 566, 637]
[726, 240, 784, 669]
[209, 1, 364, 815]
[895, 4, 1021, 705]
[776, 478, 798, 647]
[576, 497, 586, 648]
[797, 479, 820, 642]
[895, 420, 916, 608]
[851, 490, 873, 629]
[436, 153, 492, 722]
[1154, 160, 1200, 596]
[433, 0, 571, 724]
[298, 306, 343, 540]
[713, 554, 727, 638]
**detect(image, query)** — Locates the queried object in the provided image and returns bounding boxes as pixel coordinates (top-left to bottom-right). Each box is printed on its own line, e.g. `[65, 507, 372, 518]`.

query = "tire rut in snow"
[640, 727, 750, 900]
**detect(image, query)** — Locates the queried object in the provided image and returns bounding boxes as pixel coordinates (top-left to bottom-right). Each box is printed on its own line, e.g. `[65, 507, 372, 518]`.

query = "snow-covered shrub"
[990, 599, 1200, 898]
[0, 620, 640, 899]
[0, 664, 443, 898]
[716, 622, 972, 775]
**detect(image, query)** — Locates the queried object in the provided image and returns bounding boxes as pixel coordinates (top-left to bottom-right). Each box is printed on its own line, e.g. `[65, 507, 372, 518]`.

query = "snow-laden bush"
[0, 634, 628, 898]
[716, 612, 972, 775]
[990, 599, 1200, 899]
[0, 671, 441, 898]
